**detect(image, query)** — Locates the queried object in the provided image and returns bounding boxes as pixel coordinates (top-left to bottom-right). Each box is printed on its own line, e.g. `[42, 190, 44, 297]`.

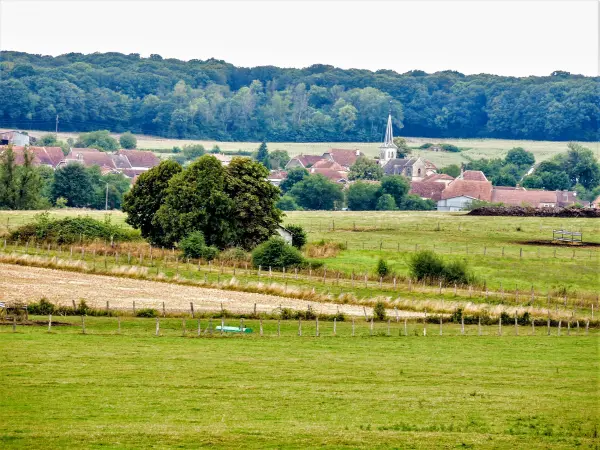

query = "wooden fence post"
[259, 318, 263, 336]
[118, 316, 121, 334]
[221, 318, 224, 336]
[498, 316, 502, 336]
[190, 302, 194, 318]
[547, 316, 551, 335]
[370, 317, 374, 336]
[558, 320, 562, 336]
[585, 320, 589, 335]
[395, 307, 399, 323]
[81, 315, 86, 334]
[439, 317, 443, 336]
[162, 302, 166, 317]
[182, 318, 186, 336]
[48, 314, 52, 331]
[316, 316, 319, 337]
[404, 318, 408, 336]
[277, 319, 281, 337]
[132, 301, 136, 316]
[155, 318, 160, 336]
[514, 316, 518, 336]
[461, 315, 465, 335]
[298, 318, 302, 336]
[567, 321, 570, 336]
[106, 301, 109, 314]
[12, 316, 16, 332]
[387, 319, 391, 336]
[531, 319, 535, 335]
[333, 318, 337, 336]
[478, 317, 482, 336]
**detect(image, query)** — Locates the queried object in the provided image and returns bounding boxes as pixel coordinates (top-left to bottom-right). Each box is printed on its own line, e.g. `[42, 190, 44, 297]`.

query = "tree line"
[0, 51, 597, 142]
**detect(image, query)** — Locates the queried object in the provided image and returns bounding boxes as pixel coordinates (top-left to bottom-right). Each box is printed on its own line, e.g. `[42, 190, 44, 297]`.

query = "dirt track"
[0, 263, 422, 317]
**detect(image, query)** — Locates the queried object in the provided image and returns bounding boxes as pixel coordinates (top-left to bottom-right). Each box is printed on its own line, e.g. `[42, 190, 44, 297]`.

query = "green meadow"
[1, 209, 599, 296]
[0, 317, 598, 449]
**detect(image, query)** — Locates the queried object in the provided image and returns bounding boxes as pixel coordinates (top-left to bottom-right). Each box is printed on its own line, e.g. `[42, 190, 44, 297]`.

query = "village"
[0, 124, 589, 211]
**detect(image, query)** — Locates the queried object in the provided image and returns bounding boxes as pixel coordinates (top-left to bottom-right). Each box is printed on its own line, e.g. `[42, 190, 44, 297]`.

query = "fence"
[1, 240, 598, 316]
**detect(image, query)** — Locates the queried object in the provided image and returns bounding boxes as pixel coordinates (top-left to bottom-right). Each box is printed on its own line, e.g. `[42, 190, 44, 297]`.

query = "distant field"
[0, 322, 597, 448]
[15, 129, 600, 168]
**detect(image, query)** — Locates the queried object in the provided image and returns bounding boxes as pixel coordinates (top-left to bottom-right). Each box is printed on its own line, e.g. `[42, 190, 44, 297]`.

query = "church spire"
[383, 112, 394, 147]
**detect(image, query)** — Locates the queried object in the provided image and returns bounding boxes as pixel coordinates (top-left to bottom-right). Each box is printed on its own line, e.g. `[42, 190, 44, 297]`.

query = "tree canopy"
[1, 51, 597, 142]
[123, 155, 281, 249]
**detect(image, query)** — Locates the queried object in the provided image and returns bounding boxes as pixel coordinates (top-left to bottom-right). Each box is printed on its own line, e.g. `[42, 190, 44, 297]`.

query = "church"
[378, 113, 436, 182]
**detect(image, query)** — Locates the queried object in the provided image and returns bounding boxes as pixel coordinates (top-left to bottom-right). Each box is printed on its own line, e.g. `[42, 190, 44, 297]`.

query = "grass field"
[0, 317, 598, 449]
[15, 128, 600, 168]
[1, 209, 599, 297]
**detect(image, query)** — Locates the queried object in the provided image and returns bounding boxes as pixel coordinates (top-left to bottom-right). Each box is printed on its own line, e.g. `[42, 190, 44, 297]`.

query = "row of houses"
[411, 170, 579, 210]
[0, 145, 160, 181]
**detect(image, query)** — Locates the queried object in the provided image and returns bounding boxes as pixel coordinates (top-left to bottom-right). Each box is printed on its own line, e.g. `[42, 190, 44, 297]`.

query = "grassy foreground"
[0, 318, 598, 449]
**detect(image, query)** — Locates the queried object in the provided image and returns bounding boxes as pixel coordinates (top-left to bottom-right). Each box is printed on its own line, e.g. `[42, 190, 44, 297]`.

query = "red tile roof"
[460, 170, 488, 182]
[491, 189, 561, 207]
[310, 168, 348, 182]
[312, 159, 345, 171]
[441, 180, 493, 202]
[64, 149, 116, 169]
[117, 150, 160, 169]
[267, 170, 288, 180]
[287, 154, 323, 168]
[0, 145, 64, 168]
[324, 149, 362, 168]
[422, 173, 454, 182]
[410, 181, 446, 201]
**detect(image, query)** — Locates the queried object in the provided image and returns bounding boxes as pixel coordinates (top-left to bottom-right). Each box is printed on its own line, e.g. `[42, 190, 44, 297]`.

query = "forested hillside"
[0, 51, 597, 142]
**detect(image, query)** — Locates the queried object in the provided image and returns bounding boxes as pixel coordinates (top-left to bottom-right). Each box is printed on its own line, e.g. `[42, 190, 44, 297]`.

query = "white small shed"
[276, 226, 293, 244]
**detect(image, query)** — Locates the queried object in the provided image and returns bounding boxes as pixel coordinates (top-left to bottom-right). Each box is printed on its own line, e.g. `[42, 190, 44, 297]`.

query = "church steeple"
[379, 107, 398, 165]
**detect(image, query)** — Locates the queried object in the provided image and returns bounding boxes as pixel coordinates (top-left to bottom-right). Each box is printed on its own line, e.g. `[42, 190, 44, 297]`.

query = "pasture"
[1, 209, 599, 299]
[0, 319, 598, 449]
[18, 128, 598, 167]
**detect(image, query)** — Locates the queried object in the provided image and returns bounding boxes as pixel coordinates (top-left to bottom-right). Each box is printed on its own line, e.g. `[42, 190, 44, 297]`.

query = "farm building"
[267, 170, 287, 187]
[321, 149, 363, 170]
[0, 130, 30, 146]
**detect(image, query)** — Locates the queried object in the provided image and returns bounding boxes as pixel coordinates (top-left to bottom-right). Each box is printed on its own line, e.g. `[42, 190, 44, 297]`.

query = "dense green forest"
[0, 51, 598, 142]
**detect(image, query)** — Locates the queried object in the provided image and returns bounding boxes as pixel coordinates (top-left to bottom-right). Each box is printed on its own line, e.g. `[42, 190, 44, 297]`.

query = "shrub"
[277, 195, 302, 211]
[179, 231, 219, 260]
[376, 259, 389, 277]
[136, 308, 159, 318]
[440, 143, 460, 153]
[9, 213, 138, 244]
[55, 197, 68, 208]
[419, 143, 433, 149]
[218, 247, 251, 264]
[119, 131, 137, 149]
[252, 237, 304, 269]
[285, 224, 307, 249]
[305, 240, 344, 258]
[373, 301, 387, 321]
[408, 250, 472, 285]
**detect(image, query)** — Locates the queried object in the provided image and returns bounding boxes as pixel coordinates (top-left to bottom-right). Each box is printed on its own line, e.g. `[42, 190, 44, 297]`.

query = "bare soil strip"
[0, 263, 422, 317]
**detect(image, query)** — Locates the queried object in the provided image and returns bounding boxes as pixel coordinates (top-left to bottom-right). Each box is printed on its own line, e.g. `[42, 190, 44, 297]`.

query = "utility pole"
[105, 183, 109, 211]
[55, 115, 59, 135]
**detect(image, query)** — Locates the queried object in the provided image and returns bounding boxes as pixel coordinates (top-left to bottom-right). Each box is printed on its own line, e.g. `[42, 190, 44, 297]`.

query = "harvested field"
[0, 263, 421, 318]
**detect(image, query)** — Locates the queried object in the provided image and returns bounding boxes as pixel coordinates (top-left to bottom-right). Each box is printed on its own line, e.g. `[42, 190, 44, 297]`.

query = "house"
[211, 153, 232, 166]
[409, 180, 446, 202]
[276, 225, 294, 245]
[309, 167, 348, 184]
[58, 149, 118, 174]
[116, 150, 160, 171]
[0, 131, 30, 146]
[311, 159, 346, 171]
[422, 173, 455, 187]
[382, 156, 437, 181]
[267, 170, 287, 187]
[285, 154, 324, 169]
[437, 171, 493, 211]
[0, 145, 64, 169]
[459, 170, 489, 182]
[322, 149, 363, 170]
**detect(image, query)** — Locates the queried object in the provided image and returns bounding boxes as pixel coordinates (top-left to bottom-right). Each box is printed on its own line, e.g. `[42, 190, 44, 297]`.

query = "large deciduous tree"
[122, 160, 183, 246]
[51, 164, 94, 207]
[348, 156, 383, 181]
[289, 174, 343, 210]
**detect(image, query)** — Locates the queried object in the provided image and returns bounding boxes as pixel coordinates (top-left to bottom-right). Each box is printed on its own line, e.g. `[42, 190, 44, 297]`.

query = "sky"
[0, 0, 598, 77]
